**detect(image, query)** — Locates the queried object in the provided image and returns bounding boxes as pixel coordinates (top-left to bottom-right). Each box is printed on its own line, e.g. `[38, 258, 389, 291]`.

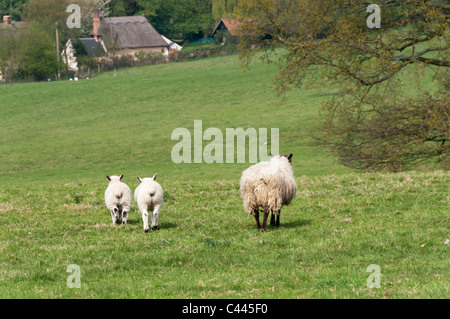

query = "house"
[161, 35, 182, 54]
[1, 14, 28, 32]
[61, 38, 107, 73]
[212, 18, 246, 43]
[92, 11, 170, 57]
[212, 17, 271, 45]
[61, 11, 180, 73]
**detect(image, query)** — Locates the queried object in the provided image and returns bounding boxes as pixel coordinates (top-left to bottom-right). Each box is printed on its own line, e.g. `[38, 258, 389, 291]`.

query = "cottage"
[61, 38, 107, 73]
[93, 12, 170, 57]
[212, 18, 246, 43]
[1, 14, 28, 31]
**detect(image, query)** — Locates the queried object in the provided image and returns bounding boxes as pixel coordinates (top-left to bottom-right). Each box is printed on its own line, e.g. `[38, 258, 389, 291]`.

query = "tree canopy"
[135, 0, 214, 40]
[0, 0, 28, 21]
[237, 0, 449, 171]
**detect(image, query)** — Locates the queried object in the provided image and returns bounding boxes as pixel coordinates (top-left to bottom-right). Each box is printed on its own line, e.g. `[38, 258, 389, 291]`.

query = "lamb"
[104, 174, 132, 225]
[240, 154, 297, 231]
[134, 174, 164, 233]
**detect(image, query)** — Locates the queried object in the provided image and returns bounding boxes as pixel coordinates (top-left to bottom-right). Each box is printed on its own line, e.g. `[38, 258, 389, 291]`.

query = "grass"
[0, 52, 350, 187]
[0, 171, 448, 298]
[0, 52, 448, 298]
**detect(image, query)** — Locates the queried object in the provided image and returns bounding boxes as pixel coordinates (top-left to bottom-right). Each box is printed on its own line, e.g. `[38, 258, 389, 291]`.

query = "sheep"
[105, 174, 132, 225]
[240, 154, 297, 231]
[134, 174, 164, 233]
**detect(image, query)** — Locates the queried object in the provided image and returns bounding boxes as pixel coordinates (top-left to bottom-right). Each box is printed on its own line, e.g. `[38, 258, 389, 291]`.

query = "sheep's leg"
[141, 209, 149, 233]
[261, 207, 270, 231]
[112, 207, 120, 225]
[122, 203, 130, 225]
[109, 209, 116, 225]
[254, 208, 261, 230]
[151, 205, 161, 231]
[276, 210, 281, 227]
[122, 210, 128, 225]
[270, 211, 276, 227]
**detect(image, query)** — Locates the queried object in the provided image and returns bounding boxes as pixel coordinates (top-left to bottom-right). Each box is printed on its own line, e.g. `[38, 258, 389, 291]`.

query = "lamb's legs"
[111, 207, 120, 225]
[110, 209, 116, 225]
[254, 208, 261, 230]
[151, 205, 162, 231]
[122, 210, 128, 225]
[261, 207, 270, 231]
[141, 209, 149, 233]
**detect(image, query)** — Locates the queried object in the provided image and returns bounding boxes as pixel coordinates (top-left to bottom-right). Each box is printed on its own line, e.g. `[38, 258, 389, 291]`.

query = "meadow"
[0, 53, 448, 298]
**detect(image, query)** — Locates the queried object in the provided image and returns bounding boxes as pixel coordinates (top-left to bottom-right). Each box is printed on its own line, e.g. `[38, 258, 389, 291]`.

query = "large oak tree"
[237, 0, 449, 171]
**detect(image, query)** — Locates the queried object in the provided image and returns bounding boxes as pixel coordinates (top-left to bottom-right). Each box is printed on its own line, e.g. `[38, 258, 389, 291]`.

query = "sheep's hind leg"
[122, 204, 130, 225]
[112, 207, 120, 225]
[275, 210, 281, 227]
[109, 209, 116, 225]
[254, 208, 261, 230]
[141, 209, 149, 233]
[261, 207, 270, 231]
[122, 210, 128, 225]
[151, 205, 161, 231]
[270, 210, 276, 227]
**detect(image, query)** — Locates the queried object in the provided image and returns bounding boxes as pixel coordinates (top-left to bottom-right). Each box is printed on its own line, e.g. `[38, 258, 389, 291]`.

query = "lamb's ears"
[119, 174, 124, 181]
[288, 154, 293, 162]
[152, 173, 158, 181]
[106, 175, 111, 181]
[137, 177, 143, 183]
[270, 153, 273, 157]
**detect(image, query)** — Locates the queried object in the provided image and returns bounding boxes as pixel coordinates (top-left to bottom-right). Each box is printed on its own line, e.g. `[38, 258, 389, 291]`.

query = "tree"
[0, 26, 19, 81]
[136, 0, 214, 41]
[0, 0, 28, 21]
[109, 0, 139, 16]
[212, 0, 239, 19]
[15, 22, 60, 80]
[237, 0, 449, 171]
[23, 0, 110, 36]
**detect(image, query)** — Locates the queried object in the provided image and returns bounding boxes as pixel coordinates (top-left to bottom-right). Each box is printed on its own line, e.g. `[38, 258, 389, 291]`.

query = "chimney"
[93, 9, 100, 41]
[3, 14, 12, 25]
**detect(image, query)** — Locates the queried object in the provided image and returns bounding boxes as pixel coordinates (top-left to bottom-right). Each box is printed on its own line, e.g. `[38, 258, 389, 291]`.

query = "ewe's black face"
[282, 154, 293, 164]
[270, 153, 293, 164]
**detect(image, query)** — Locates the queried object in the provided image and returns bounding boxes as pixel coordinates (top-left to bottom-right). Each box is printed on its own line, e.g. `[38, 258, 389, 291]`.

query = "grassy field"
[0, 52, 352, 187]
[0, 53, 448, 298]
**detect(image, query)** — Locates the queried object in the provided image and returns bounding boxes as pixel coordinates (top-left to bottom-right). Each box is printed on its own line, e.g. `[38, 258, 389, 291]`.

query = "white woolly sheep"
[240, 154, 297, 230]
[134, 174, 164, 233]
[104, 174, 132, 225]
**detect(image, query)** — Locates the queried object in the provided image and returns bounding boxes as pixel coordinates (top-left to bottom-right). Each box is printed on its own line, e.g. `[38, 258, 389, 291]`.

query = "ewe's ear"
[137, 177, 143, 183]
[288, 154, 293, 162]
[106, 175, 111, 181]
[119, 174, 124, 181]
[152, 173, 158, 181]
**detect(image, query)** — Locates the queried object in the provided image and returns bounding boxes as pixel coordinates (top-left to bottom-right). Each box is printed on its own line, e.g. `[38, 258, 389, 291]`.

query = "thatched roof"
[97, 15, 168, 49]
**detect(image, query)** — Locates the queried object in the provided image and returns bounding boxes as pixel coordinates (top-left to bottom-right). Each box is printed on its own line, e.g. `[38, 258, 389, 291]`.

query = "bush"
[16, 22, 59, 81]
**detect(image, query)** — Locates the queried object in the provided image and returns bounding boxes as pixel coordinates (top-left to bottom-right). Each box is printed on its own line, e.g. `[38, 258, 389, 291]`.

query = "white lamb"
[240, 154, 297, 230]
[134, 174, 164, 233]
[104, 174, 132, 225]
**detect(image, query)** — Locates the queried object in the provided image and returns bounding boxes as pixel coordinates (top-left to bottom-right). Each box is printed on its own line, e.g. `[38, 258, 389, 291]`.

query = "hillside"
[0, 53, 351, 186]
